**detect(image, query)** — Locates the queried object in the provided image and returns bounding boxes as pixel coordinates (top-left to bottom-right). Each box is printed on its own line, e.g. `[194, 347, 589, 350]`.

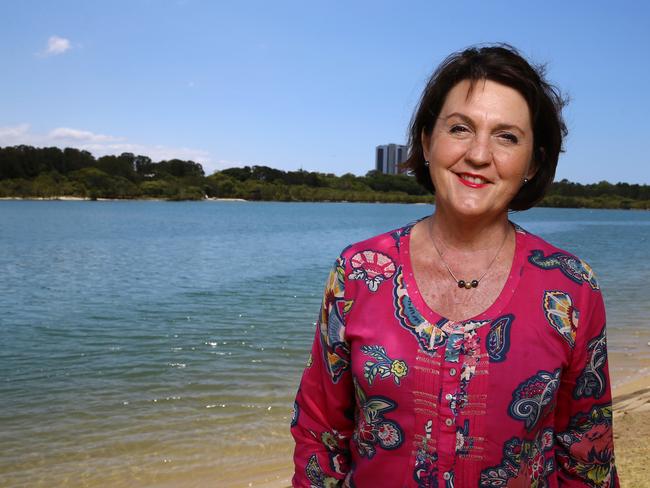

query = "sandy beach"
[612, 375, 650, 487]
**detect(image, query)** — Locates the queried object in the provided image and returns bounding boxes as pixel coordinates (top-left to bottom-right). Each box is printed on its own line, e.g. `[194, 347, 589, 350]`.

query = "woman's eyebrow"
[441, 112, 473, 125]
[443, 112, 526, 135]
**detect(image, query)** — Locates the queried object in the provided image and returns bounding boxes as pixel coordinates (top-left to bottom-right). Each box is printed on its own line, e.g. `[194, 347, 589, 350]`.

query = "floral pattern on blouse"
[352, 376, 404, 459]
[291, 221, 619, 487]
[361, 345, 409, 386]
[556, 404, 617, 487]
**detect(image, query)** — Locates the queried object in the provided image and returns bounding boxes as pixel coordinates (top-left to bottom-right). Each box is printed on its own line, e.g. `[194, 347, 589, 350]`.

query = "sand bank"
[205, 197, 248, 201]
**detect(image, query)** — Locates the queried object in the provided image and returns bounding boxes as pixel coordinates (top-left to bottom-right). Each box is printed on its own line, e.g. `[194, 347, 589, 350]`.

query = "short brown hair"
[403, 44, 568, 211]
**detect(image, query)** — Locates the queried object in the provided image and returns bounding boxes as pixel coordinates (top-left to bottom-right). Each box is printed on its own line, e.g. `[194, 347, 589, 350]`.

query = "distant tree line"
[540, 179, 650, 210]
[0, 145, 206, 200]
[0, 145, 648, 208]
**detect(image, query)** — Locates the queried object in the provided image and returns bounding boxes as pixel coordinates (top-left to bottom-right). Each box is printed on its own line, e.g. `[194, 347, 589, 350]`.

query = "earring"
[424, 160, 430, 167]
[523, 178, 529, 184]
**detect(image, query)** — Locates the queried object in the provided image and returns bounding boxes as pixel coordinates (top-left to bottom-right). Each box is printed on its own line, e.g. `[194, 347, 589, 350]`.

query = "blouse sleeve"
[553, 281, 620, 487]
[291, 254, 355, 487]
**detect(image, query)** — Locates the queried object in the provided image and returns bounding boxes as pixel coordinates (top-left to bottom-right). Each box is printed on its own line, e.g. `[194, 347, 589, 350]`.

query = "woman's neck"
[429, 208, 511, 252]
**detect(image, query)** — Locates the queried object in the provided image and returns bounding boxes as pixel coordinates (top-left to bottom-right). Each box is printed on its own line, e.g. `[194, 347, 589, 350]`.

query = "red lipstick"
[456, 172, 489, 188]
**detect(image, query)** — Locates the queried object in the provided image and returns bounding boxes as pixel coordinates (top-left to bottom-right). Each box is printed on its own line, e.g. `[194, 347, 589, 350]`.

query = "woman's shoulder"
[338, 217, 424, 262]
[515, 223, 601, 292]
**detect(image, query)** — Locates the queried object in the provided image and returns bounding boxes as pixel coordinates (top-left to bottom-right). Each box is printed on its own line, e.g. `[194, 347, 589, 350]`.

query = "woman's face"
[422, 79, 535, 221]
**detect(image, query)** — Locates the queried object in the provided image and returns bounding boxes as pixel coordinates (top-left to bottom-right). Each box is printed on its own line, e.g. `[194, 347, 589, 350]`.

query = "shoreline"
[2, 197, 649, 209]
[0, 196, 247, 202]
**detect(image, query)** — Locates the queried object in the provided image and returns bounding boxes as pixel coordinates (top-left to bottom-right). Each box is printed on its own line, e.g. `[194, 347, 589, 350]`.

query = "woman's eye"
[449, 125, 469, 134]
[499, 133, 519, 144]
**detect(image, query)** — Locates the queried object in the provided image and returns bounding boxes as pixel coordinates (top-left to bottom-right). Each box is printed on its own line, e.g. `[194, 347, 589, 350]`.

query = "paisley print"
[543, 291, 579, 347]
[574, 324, 608, 400]
[348, 250, 396, 292]
[486, 314, 514, 362]
[306, 454, 341, 488]
[556, 404, 616, 487]
[480, 428, 555, 488]
[529, 250, 599, 290]
[321, 430, 351, 475]
[319, 256, 353, 383]
[361, 345, 408, 386]
[352, 378, 404, 459]
[393, 267, 448, 353]
[509, 369, 561, 431]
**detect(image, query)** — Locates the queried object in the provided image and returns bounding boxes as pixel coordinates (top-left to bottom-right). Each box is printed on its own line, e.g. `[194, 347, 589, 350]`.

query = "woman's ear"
[421, 128, 432, 162]
[527, 147, 544, 180]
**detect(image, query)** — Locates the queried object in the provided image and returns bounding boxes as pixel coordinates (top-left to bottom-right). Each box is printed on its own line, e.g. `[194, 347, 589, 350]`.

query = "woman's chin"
[436, 199, 505, 221]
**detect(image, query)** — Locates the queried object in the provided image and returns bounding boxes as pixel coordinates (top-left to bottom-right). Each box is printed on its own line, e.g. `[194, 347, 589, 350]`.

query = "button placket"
[441, 367, 459, 432]
[436, 327, 465, 478]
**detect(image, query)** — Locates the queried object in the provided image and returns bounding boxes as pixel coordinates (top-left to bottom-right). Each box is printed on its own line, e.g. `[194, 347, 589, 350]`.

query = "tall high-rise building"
[375, 144, 408, 175]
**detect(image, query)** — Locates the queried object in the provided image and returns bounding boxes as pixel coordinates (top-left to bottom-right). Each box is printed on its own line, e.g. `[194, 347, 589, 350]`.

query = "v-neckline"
[399, 220, 527, 325]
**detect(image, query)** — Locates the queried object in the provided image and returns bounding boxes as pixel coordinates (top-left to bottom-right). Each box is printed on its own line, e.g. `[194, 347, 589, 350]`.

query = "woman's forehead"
[440, 79, 532, 128]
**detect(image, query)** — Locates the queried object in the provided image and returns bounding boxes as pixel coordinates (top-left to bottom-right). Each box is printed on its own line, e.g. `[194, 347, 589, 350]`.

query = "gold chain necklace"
[427, 220, 509, 290]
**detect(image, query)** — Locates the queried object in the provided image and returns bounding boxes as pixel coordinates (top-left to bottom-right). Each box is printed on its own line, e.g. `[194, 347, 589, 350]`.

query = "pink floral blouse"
[291, 220, 619, 488]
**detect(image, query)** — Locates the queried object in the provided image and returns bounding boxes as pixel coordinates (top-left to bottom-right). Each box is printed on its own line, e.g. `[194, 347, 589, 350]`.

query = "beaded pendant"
[457, 280, 479, 289]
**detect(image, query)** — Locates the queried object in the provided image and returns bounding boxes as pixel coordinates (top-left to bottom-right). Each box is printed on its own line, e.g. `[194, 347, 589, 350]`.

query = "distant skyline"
[1, 0, 649, 183]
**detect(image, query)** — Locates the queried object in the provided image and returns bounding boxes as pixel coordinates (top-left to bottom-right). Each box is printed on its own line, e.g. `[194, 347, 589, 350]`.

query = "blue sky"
[1, 0, 649, 183]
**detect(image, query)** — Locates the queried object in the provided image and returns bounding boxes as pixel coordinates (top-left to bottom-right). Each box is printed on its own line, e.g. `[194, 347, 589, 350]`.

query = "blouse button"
[445, 418, 453, 427]
[443, 472, 452, 481]
[449, 368, 457, 376]
[445, 393, 453, 401]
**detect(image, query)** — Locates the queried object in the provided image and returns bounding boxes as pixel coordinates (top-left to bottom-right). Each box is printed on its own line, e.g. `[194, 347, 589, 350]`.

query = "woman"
[291, 45, 619, 487]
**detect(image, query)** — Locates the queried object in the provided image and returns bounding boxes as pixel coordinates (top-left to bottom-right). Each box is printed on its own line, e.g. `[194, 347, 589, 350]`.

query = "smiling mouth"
[456, 173, 490, 188]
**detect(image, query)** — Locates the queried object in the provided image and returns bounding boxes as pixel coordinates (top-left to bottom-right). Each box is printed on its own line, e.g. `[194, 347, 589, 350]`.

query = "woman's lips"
[456, 172, 489, 188]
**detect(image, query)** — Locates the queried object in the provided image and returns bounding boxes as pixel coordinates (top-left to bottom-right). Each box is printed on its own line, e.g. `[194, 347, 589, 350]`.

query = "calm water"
[1, 201, 649, 487]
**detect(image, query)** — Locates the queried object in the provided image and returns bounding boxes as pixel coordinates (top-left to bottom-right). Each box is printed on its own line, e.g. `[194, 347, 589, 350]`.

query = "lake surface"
[1, 201, 649, 487]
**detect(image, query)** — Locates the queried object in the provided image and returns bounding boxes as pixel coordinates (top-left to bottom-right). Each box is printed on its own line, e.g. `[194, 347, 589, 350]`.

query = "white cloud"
[0, 123, 219, 172]
[0, 123, 30, 142]
[49, 127, 120, 143]
[45, 36, 71, 55]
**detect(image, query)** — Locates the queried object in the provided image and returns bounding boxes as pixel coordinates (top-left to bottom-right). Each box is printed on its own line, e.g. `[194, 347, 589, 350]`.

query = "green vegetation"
[539, 180, 650, 209]
[0, 145, 648, 208]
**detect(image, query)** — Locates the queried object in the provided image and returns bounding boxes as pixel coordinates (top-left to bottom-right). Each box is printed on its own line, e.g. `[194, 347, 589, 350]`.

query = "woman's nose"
[465, 134, 492, 166]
